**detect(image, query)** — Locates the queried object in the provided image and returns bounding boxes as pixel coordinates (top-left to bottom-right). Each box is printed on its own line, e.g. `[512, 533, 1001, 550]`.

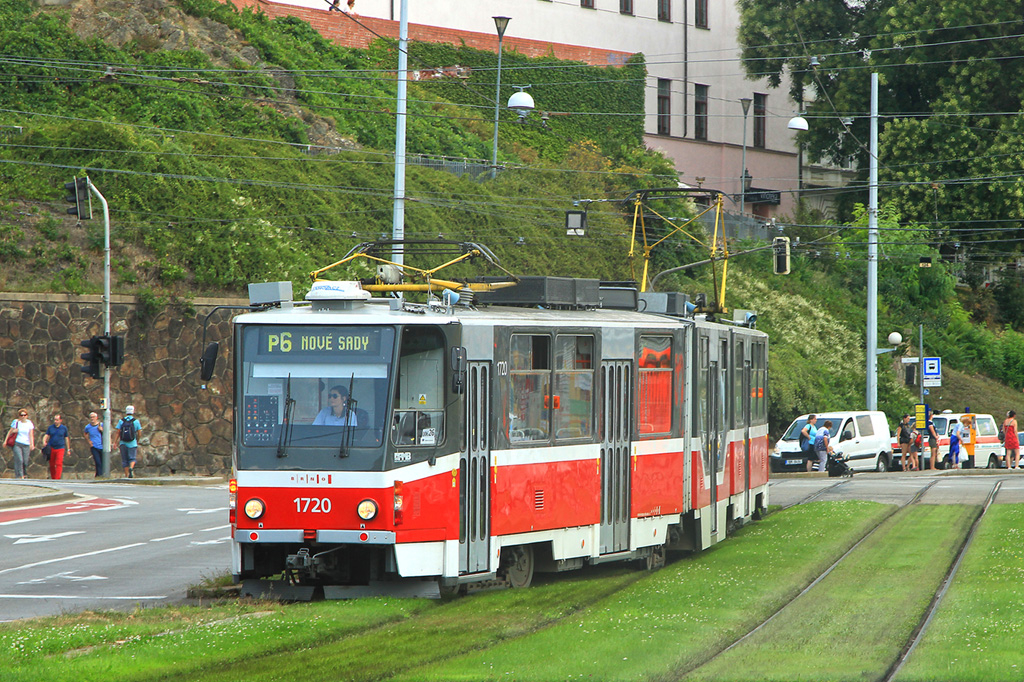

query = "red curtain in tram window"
[638, 370, 671, 434]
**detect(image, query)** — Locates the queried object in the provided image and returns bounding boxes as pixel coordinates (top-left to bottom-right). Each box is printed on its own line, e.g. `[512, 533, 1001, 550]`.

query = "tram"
[210, 255, 769, 597]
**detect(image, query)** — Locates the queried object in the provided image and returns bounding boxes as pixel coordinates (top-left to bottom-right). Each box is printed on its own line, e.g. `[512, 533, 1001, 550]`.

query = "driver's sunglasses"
[329, 393, 343, 399]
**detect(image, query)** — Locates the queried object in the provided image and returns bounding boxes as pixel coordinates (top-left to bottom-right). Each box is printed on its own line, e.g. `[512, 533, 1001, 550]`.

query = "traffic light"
[94, 334, 125, 367]
[64, 177, 91, 220]
[79, 336, 101, 379]
[772, 236, 791, 275]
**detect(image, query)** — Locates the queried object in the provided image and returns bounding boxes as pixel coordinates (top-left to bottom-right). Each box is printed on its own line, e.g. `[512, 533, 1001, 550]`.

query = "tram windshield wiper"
[338, 374, 356, 458]
[277, 374, 295, 459]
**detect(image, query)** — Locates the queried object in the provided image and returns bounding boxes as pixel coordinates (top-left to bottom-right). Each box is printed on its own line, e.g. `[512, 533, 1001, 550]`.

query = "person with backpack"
[813, 420, 833, 473]
[114, 405, 142, 478]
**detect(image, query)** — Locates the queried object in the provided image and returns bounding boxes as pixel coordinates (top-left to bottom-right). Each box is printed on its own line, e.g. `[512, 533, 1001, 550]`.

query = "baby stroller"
[826, 450, 853, 477]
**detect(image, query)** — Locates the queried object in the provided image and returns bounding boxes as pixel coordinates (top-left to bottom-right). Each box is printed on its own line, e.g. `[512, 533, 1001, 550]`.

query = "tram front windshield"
[237, 324, 396, 471]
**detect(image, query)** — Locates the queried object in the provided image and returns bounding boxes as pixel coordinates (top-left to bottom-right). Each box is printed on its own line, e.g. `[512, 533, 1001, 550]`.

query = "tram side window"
[733, 340, 745, 427]
[554, 335, 594, 440]
[638, 335, 672, 435]
[390, 327, 445, 447]
[753, 341, 767, 422]
[510, 334, 551, 443]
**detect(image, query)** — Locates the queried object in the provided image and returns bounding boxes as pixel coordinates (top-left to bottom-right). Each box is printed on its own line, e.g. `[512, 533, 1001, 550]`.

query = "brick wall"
[223, 0, 635, 66]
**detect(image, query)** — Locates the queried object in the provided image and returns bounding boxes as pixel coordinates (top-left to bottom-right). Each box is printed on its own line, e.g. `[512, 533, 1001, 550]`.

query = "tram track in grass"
[682, 479, 1002, 682]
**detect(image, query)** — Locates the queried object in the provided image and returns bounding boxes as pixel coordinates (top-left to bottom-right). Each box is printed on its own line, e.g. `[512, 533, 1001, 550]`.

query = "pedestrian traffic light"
[79, 336, 101, 379]
[772, 236, 791, 275]
[64, 177, 91, 220]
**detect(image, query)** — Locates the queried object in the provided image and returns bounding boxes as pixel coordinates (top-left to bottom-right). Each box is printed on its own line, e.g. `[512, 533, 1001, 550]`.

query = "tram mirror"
[200, 342, 220, 381]
[450, 346, 467, 394]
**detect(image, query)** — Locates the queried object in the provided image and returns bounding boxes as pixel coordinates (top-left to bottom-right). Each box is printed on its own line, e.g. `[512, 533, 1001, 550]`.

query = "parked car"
[894, 412, 1001, 469]
[772, 411, 893, 473]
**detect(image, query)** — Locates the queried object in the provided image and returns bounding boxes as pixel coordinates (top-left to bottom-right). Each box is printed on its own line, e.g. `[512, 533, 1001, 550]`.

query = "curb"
[0, 488, 77, 510]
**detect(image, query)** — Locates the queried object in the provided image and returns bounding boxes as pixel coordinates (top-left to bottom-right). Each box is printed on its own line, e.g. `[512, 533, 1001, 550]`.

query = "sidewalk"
[0, 476, 225, 510]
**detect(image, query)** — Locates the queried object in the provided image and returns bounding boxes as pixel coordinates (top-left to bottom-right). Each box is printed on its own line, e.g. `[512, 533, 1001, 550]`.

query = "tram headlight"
[243, 498, 266, 520]
[357, 498, 378, 521]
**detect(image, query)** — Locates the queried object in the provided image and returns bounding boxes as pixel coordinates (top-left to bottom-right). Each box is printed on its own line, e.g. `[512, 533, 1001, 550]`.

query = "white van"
[772, 411, 893, 473]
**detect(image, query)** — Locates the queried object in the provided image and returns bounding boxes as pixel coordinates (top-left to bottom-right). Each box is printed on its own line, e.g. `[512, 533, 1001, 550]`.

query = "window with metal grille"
[657, 79, 671, 136]
[694, 84, 708, 140]
[695, 0, 708, 28]
[620, 0, 633, 14]
[754, 93, 767, 148]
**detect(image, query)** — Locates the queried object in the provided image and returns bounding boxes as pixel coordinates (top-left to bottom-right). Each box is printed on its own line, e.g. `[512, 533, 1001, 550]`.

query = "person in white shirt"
[6, 409, 35, 479]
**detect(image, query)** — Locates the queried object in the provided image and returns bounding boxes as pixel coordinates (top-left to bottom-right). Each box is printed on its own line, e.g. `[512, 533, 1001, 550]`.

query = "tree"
[738, 0, 1024, 251]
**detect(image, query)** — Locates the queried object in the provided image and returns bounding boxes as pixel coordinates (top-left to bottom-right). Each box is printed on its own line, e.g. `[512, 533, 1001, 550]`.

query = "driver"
[313, 385, 358, 426]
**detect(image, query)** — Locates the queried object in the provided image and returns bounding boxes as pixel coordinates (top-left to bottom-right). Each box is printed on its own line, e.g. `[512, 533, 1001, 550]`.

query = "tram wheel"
[644, 545, 666, 572]
[502, 545, 535, 589]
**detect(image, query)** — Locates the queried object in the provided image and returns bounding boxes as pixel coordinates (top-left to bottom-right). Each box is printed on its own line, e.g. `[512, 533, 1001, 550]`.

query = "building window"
[754, 93, 766, 148]
[658, 0, 671, 22]
[657, 79, 671, 136]
[581, 0, 594, 7]
[620, 0, 633, 14]
[694, 84, 708, 140]
[695, 0, 708, 28]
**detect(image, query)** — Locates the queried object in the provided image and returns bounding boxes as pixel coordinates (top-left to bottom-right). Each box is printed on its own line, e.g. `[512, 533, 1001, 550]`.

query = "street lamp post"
[740, 97, 751, 215]
[788, 73, 881, 410]
[491, 16, 510, 180]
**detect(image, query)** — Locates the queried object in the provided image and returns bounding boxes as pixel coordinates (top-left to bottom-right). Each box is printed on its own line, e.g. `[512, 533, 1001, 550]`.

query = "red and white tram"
[218, 275, 769, 596]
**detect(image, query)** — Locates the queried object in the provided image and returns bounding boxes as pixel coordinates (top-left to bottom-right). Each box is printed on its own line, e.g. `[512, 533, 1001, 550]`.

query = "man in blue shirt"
[83, 411, 104, 477]
[42, 414, 70, 480]
[115, 405, 142, 478]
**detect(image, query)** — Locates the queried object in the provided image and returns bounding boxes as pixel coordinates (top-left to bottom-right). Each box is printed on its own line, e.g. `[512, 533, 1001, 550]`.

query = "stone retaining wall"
[1, 293, 244, 478]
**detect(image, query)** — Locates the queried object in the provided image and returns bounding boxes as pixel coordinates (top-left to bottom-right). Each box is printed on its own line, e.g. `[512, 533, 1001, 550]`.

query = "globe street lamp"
[491, 16, 510, 179]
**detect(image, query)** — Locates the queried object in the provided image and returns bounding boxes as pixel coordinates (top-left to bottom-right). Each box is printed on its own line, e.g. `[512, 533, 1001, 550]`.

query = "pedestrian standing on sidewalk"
[114, 405, 142, 478]
[42, 414, 70, 480]
[897, 414, 914, 471]
[83, 412, 103, 477]
[1003, 410, 1019, 469]
[926, 410, 940, 470]
[800, 414, 818, 472]
[813, 420, 833, 473]
[6, 409, 34, 479]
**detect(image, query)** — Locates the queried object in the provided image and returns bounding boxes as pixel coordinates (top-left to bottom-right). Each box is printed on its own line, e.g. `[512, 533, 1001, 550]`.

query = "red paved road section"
[0, 498, 125, 524]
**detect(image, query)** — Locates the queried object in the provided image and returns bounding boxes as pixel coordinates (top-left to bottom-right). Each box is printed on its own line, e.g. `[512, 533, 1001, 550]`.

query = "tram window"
[390, 327, 445, 447]
[554, 335, 594, 440]
[510, 334, 551, 443]
[733, 340, 746, 427]
[637, 335, 672, 435]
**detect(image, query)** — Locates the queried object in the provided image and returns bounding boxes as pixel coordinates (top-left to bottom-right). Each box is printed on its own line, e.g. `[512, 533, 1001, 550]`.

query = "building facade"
[233, 0, 802, 219]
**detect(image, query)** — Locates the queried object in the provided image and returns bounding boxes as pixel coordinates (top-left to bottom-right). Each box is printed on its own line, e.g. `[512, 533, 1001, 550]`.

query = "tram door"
[700, 333, 727, 536]
[600, 361, 631, 554]
[734, 337, 752, 515]
[460, 362, 490, 574]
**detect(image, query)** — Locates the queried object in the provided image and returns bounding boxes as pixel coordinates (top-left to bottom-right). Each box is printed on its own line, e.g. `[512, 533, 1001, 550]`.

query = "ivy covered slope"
[0, 0, 674, 295]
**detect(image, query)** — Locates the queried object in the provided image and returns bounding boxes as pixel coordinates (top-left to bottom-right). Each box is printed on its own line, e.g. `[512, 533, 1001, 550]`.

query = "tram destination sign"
[257, 327, 383, 357]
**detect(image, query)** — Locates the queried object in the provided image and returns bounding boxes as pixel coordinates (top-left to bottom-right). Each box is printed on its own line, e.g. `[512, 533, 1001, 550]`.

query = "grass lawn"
[686, 504, 979, 682]
[399, 500, 893, 681]
[894, 504, 1024, 682]
[0, 598, 429, 682]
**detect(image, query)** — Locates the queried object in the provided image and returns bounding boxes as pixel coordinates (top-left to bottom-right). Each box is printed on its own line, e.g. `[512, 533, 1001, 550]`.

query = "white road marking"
[200, 524, 230, 532]
[17, 571, 108, 585]
[177, 507, 229, 515]
[0, 543, 147, 577]
[151, 533, 193, 542]
[5, 531, 86, 544]
[190, 537, 230, 545]
[0, 594, 166, 600]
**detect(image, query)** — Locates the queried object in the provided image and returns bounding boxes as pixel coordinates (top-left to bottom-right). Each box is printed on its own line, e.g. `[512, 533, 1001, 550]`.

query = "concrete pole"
[391, 0, 408, 267]
[867, 73, 879, 410]
[491, 17, 510, 180]
[88, 178, 112, 477]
